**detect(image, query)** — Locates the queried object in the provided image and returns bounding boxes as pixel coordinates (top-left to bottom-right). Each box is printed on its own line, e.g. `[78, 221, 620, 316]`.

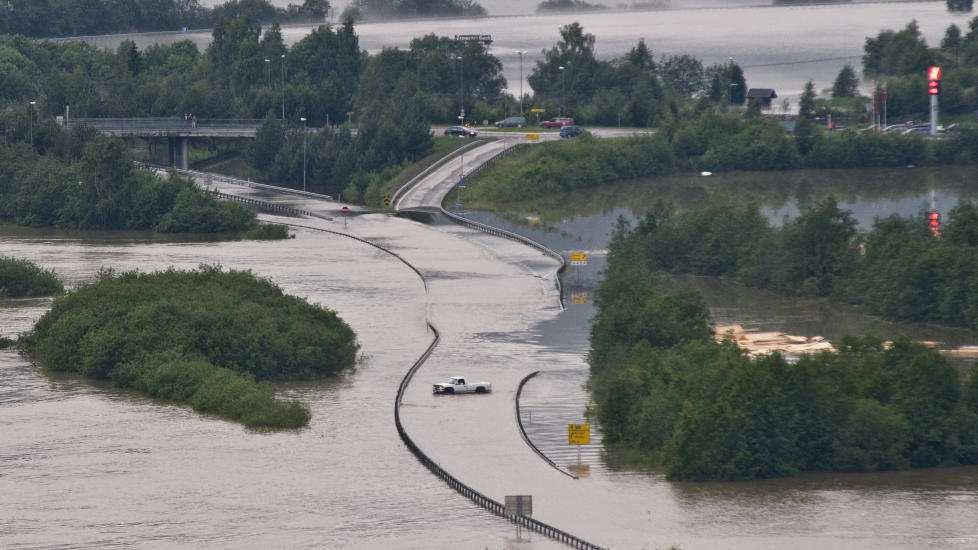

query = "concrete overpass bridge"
[67, 118, 264, 169]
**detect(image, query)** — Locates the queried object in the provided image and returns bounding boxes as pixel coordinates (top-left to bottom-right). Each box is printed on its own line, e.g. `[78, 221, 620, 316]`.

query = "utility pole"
[281, 53, 287, 119]
[28, 100, 36, 146]
[454, 54, 465, 124]
[300, 116, 307, 192]
[265, 58, 271, 88]
[558, 65, 565, 117]
[518, 50, 526, 116]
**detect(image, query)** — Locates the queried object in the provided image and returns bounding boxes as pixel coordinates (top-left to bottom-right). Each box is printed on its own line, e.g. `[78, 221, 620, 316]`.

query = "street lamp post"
[453, 54, 465, 124]
[281, 53, 287, 119]
[300, 117, 307, 192]
[264, 58, 271, 88]
[518, 51, 526, 116]
[28, 100, 36, 146]
[558, 66, 566, 117]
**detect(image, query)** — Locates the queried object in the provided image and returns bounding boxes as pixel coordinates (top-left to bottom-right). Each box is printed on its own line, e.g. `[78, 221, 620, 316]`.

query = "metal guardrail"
[190, 167, 598, 549]
[395, 327, 603, 550]
[516, 371, 579, 479]
[69, 117, 263, 130]
[440, 205, 566, 310]
[279, 220, 602, 550]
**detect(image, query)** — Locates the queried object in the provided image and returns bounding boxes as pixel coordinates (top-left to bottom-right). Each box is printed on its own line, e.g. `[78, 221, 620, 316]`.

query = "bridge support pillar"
[179, 137, 189, 170]
[167, 137, 190, 170]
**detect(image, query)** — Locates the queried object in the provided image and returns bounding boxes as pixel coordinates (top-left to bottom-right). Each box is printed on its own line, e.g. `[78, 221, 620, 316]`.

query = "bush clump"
[21, 266, 359, 429]
[245, 223, 292, 240]
[0, 256, 64, 298]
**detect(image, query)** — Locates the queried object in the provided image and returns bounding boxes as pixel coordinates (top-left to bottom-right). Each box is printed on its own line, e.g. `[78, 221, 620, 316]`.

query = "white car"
[433, 376, 492, 395]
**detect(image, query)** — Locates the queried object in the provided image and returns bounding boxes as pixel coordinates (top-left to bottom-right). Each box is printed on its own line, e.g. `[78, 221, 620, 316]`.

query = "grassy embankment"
[20, 266, 359, 430]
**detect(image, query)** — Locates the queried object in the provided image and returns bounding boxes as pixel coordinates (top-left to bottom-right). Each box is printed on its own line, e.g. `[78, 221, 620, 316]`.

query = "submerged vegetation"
[589, 216, 978, 481]
[0, 257, 64, 298]
[21, 266, 359, 429]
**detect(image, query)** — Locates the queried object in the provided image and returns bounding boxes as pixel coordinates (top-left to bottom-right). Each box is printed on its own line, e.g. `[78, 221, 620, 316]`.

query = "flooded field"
[76, 1, 966, 101]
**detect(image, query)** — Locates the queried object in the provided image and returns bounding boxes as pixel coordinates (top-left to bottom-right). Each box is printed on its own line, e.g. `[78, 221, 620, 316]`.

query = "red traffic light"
[928, 212, 940, 220]
[929, 80, 940, 95]
[928, 211, 941, 228]
[927, 66, 942, 81]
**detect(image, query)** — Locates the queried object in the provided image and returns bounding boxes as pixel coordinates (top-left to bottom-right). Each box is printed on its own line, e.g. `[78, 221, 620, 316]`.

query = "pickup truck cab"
[433, 376, 492, 395]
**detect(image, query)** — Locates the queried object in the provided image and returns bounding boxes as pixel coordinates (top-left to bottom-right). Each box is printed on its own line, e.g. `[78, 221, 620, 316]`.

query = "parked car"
[495, 116, 527, 128]
[444, 126, 477, 137]
[560, 125, 585, 139]
[541, 117, 575, 128]
[433, 376, 492, 395]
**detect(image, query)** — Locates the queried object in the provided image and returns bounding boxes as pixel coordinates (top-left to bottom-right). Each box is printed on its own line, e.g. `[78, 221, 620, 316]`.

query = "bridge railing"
[68, 117, 263, 130]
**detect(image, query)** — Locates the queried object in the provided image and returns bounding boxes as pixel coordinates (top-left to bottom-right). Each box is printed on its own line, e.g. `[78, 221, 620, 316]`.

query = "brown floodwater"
[5, 172, 978, 549]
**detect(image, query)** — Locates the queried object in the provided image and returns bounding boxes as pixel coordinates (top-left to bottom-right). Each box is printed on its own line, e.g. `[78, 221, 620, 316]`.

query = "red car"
[541, 117, 575, 128]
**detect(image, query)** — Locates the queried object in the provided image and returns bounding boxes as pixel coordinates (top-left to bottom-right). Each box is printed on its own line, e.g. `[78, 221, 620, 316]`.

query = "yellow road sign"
[526, 133, 540, 141]
[530, 107, 545, 113]
[569, 251, 588, 266]
[571, 292, 588, 305]
[568, 423, 590, 445]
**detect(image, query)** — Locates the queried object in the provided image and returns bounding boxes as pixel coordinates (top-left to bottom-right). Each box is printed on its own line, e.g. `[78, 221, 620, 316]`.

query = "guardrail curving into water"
[193, 169, 602, 550]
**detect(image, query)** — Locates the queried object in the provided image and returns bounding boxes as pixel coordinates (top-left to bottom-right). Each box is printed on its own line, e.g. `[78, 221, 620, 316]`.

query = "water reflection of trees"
[490, 165, 978, 226]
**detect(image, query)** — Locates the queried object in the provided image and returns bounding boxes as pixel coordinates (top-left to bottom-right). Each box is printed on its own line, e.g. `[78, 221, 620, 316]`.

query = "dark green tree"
[832, 65, 859, 98]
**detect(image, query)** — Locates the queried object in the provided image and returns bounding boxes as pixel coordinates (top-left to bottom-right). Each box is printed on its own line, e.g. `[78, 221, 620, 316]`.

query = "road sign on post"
[569, 251, 588, 266]
[504, 495, 533, 517]
[568, 423, 590, 445]
[454, 34, 493, 45]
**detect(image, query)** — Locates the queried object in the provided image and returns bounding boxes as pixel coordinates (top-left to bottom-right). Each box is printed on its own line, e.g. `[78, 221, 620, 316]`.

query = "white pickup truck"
[432, 376, 492, 395]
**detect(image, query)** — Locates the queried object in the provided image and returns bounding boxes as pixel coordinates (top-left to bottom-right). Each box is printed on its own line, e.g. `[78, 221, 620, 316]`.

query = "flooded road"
[5, 163, 978, 549]
[74, 1, 965, 102]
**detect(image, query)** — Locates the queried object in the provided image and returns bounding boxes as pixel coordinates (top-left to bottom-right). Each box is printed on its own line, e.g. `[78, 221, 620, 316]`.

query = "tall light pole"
[300, 116, 307, 192]
[280, 53, 286, 119]
[517, 51, 526, 116]
[264, 58, 271, 88]
[453, 54, 465, 124]
[558, 66, 565, 117]
[28, 100, 36, 146]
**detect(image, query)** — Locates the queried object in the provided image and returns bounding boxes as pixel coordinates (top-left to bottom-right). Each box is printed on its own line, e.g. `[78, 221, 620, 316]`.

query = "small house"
[746, 88, 778, 109]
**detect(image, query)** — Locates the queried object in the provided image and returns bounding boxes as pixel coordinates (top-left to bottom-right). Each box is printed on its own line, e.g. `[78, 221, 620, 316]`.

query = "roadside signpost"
[568, 422, 590, 466]
[571, 292, 588, 305]
[505, 495, 533, 540]
[569, 251, 588, 285]
[569, 251, 588, 266]
[526, 133, 540, 141]
[341, 205, 349, 228]
[454, 34, 493, 45]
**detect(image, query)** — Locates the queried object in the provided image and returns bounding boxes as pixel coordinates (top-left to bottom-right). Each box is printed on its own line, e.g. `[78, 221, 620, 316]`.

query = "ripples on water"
[0, 226, 531, 549]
